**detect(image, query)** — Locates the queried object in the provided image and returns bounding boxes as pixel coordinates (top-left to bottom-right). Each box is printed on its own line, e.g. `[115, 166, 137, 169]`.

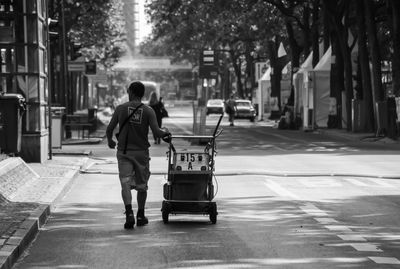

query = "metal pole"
[46, 1, 53, 159]
[59, 0, 68, 113]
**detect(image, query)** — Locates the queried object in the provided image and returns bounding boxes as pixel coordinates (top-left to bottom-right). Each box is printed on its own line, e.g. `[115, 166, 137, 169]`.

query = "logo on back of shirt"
[128, 107, 143, 124]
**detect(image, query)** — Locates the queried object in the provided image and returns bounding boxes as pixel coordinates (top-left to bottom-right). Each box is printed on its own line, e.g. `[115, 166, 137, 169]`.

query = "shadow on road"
[15, 194, 400, 268]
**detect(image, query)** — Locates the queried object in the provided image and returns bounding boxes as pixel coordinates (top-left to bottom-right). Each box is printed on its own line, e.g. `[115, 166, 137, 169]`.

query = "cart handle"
[170, 135, 215, 139]
[212, 114, 224, 137]
[214, 129, 223, 138]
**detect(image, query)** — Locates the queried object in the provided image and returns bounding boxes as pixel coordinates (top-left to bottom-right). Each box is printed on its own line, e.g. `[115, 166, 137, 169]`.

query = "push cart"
[161, 115, 223, 224]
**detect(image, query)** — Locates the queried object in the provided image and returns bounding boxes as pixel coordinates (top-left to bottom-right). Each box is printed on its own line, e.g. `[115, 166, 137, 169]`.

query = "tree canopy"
[142, 0, 400, 136]
[49, 0, 127, 69]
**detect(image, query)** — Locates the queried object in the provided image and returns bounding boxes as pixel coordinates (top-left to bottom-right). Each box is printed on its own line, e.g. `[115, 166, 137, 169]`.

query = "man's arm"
[106, 107, 119, 148]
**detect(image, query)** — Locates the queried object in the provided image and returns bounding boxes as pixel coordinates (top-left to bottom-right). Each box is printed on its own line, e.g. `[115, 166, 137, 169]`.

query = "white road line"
[298, 178, 342, 188]
[300, 204, 329, 217]
[337, 234, 367, 242]
[314, 217, 338, 224]
[366, 178, 393, 187]
[368, 257, 400, 264]
[350, 243, 383, 252]
[264, 179, 300, 200]
[344, 178, 369, 187]
[325, 225, 352, 231]
[299, 202, 395, 264]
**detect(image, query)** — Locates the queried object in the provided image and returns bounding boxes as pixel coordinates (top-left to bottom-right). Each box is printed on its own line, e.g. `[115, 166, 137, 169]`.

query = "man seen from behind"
[106, 81, 170, 229]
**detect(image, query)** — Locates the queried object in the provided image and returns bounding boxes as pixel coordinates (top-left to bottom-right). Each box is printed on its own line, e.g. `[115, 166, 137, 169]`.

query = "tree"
[50, 0, 126, 69]
[322, 0, 354, 131]
[48, 0, 126, 112]
[364, 0, 384, 104]
[356, 0, 374, 131]
[144, 0, 282, 99]
[64, 0, 127, 69]
[263, 0, 321, 115]
[388, 0, 400, 97]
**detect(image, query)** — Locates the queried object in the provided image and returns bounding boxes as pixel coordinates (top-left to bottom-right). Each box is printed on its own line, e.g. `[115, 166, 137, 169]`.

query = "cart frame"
[161, 115, 223, 224]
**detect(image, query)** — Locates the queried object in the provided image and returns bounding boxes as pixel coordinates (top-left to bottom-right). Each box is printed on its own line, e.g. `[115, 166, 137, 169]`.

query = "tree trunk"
[286, 20, 301, 70]
[322, 0, 330, 53]
[229, 51, 244, 98]
[302, 5, 312, 58]
[339, 23, 354, 131]
[331, 11, 353, 131]
[364, 0, 384, 102]
[286, 19, 301, 108]
[389, 0, 400, 96]
[267, 38, 285, 115]
[244, 41, 254, 99]
[330, 33, 344, 129]
[311, 0, 320, 67]
[322, 0, 354, 130]
[356, 0, 375, 132]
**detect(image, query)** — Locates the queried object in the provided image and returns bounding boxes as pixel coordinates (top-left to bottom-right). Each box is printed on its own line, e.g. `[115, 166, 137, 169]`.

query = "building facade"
[0, 0, 50, 162]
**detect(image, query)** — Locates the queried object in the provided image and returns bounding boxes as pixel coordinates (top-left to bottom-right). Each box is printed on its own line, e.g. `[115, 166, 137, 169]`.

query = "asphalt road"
[14, 105, 400, 269]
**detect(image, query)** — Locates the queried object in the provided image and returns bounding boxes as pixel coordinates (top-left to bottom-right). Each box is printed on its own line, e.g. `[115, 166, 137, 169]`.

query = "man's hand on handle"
[108, 139, 116, 149]
[161, 127, 171, 143]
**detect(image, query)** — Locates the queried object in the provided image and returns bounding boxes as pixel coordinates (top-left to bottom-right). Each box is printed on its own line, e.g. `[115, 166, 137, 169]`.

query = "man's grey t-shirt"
[107, 101, 157, 151]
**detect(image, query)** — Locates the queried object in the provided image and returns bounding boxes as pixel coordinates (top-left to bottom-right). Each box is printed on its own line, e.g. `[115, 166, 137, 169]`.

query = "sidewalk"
[0, 114, 111, 269]
[0, 155, 90, 269]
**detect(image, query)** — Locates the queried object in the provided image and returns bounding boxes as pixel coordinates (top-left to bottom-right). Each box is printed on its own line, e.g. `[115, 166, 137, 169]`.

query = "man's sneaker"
[136, 215, 148, 226]
[124, 211, 135, 229]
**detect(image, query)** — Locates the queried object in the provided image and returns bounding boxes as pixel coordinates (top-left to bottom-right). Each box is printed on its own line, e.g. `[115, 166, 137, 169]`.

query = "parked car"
[233, 99, 257, 122]
[206, 99, 225, 115]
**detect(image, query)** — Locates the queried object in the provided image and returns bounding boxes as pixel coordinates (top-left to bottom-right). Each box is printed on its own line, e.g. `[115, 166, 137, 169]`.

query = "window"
[28, 46, 38, 72]
[25, 103, 40, 132]
[39, 75, 45, 101]
[0, 48, 15, 73]
[38, 48, 43, 73]
[27, 16, 38, 43]
[26, 0, 37, 14]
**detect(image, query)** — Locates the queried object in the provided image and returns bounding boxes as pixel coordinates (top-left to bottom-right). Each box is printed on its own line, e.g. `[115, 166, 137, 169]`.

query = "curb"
[0, 205, 50, 269]
[0, 158, 88, 269]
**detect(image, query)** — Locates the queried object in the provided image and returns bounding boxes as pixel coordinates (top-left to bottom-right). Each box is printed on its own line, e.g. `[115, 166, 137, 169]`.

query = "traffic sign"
[85, 61, 96, 75]
[199, 66, 218, 79]
[67, 61, 85, 72]
[201, 50, 216, 66]
[255, 62, 269, 81]
[199, 50, 218, 78]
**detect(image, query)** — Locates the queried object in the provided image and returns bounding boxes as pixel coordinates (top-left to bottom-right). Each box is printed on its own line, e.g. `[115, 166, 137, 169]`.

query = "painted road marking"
[368, 257, 400, 264]
[337, 234, 367, 242]
[314, 217, 338, 224]
[344, 178, 369, 187]
[289, 201, 397, 265]
[264, 179, 300, 200]
[366, 178, 393, 187]
[325, 225, 352, 232]
[300, 204, 328, 217]
[298, 178, 342, 188]
[344, 177, 393, 188]
[349, 243, 382, 252]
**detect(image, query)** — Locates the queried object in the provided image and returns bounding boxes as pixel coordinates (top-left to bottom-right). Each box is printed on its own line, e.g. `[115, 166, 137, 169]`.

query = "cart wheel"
[209, 203, 217, 224]
[162, 210, 169, 224]
[161, 201, 170, 224]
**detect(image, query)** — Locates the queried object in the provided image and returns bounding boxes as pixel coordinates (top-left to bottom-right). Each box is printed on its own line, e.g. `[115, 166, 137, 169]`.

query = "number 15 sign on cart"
[173, 152, 210, 171]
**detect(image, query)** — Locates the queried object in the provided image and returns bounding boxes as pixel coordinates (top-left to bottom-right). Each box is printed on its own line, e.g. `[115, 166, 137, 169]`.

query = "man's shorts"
[117, 150, 150, 191]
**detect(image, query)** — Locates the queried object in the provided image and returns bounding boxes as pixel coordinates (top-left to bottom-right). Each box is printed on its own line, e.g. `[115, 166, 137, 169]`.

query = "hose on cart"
[213, 174, 219, 197]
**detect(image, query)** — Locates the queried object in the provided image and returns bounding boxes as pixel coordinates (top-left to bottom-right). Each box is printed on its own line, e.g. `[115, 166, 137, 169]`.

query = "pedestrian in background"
[149, 92, 167, 144]
[226, 94, 236, 126]
[106, 81, 170, 229]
